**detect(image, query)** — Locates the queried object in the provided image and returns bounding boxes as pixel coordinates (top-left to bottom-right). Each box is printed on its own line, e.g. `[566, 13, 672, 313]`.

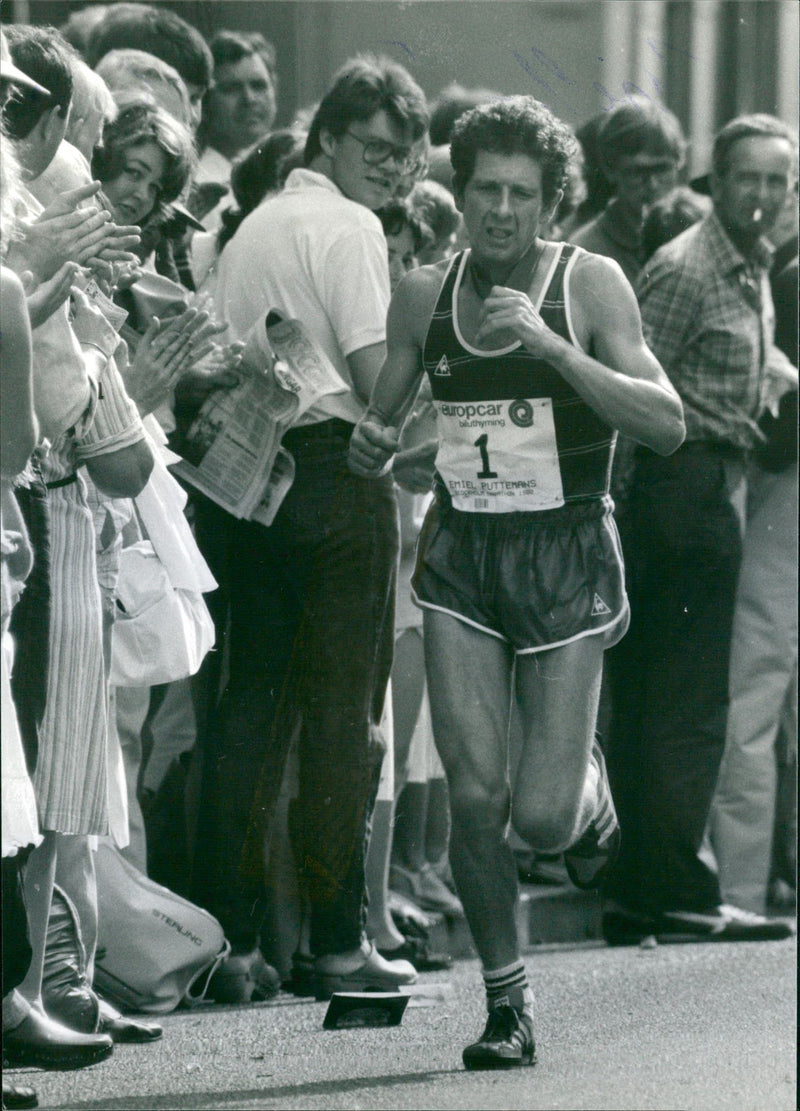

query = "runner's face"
[325, 110, 413, 211]
[458, 151, 553, 268]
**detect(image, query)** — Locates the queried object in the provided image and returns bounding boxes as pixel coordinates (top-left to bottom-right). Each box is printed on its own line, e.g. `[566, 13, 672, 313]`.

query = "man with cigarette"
[602, 113, 797, 944]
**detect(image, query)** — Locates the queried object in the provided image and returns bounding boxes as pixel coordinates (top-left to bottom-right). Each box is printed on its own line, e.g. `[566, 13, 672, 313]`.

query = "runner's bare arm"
[349, 268, 438, 476]
[474, 254, 686, 455]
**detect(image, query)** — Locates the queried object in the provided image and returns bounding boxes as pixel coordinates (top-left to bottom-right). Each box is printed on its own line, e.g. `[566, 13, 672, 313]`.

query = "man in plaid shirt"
[602, 114, 797, 944]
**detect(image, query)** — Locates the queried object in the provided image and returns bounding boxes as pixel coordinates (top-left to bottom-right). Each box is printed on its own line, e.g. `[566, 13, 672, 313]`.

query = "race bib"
[434, 397, 564, 512]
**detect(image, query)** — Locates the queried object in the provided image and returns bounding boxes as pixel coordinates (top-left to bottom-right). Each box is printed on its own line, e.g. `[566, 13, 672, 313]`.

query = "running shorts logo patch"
[509, 399, 534, 428]
[434, 355, 451, 376]
[591, 593, 612, 616]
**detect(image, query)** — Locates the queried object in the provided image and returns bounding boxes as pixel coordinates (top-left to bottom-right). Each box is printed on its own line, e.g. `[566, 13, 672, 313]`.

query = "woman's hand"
[122, 310, 235, 416]
[174, 342, 244, 409]
[8, 181, 141, 282]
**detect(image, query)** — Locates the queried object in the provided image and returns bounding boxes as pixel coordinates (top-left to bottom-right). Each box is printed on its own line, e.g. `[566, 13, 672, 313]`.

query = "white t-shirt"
[214, 168, 390, 426]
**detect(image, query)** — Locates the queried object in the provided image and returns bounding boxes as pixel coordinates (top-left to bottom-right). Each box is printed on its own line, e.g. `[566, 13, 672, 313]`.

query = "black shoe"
[2, 1081, 38, 1110]
[462, 1005, 536, 1071]
[2, 1010, 113, 1072]
[208, 948, 281, 1004]
[282, 953, 315, 998]
[602, 904, 658, 946]
[654, 905, 796, 942]
[564, 742, 620, 890]
[377, 937, 453, 973]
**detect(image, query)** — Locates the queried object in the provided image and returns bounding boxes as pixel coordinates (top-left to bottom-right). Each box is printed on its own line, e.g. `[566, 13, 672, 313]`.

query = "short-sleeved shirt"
[214, 168, 390, 426]
[636, 212, 774, 451]
[73, 355, 145, 463]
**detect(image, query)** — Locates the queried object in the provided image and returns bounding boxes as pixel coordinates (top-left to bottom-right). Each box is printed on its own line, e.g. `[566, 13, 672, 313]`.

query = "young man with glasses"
[198, 55, 429, 1003]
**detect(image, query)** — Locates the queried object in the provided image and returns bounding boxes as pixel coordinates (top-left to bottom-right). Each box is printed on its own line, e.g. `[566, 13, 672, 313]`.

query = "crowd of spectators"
[0, 4, 795, 1104]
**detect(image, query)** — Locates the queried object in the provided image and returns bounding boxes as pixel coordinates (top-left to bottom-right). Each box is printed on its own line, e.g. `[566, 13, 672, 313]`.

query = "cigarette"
[753, 208, 763, 223]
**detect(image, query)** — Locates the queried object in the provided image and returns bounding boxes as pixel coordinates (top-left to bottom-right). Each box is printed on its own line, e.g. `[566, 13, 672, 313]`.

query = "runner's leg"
[423, 609, 517, 970]
[512, 637, 605, 852]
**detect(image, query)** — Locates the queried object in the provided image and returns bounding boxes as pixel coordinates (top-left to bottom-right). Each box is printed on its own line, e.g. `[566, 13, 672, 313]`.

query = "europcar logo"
[509, 400, 534, 427]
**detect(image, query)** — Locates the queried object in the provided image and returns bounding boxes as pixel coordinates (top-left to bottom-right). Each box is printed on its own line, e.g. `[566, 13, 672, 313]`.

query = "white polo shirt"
[214, 168, 390, 426]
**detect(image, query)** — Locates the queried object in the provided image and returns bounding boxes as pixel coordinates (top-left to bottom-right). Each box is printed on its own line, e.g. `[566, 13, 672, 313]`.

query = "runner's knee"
[511, 798, 577, 853]
[449, 779, 510, 832]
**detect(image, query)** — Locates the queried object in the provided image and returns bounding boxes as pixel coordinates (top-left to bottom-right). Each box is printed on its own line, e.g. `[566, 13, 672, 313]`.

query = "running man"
[349, 97, 685, 1070]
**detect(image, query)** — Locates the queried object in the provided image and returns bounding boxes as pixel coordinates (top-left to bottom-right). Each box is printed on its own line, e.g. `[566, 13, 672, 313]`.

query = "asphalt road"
[13, 936, 796, 1111]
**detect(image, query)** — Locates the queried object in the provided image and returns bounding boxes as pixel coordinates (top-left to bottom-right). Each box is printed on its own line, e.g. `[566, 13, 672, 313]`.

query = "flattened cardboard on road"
[323, 992, 409, 1029]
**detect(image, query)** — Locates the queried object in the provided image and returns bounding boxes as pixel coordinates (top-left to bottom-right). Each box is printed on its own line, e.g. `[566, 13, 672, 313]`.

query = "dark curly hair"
[217, 129, 305, 252]
[93, 99, 196, 221]
[450, 96, 579, 209]
[376, 199, 434, 255]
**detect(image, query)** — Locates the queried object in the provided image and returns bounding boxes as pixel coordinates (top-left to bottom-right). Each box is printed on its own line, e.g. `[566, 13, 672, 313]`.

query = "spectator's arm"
[83, 439, 153, 498]
[0, 267, 38, 476]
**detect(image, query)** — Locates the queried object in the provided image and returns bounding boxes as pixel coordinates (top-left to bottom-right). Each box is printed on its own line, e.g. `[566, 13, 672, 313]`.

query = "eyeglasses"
[345, 131, 424, 176]
[617, 160, 679, 185]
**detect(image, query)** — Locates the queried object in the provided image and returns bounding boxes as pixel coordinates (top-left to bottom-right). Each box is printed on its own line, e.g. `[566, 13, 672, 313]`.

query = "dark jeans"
[192, 420, 398, 956]
[604, 442, 745, 914]
[8, 468, 50, 774]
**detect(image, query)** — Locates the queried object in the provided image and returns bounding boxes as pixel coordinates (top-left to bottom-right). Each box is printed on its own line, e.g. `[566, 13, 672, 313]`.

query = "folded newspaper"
[172, 313, 348, 525]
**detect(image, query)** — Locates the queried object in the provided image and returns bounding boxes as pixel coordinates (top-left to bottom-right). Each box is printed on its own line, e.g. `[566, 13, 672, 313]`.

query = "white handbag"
[109, 540, 215, 687]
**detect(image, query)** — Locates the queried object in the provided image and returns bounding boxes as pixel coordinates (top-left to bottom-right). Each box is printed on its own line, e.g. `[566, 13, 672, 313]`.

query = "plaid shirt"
[636, 212, 774, 450]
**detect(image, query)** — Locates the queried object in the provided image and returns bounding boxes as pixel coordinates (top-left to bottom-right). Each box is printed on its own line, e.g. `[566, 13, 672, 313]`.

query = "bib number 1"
[474, 433, 498, 479]
[434, 396, 565, 513]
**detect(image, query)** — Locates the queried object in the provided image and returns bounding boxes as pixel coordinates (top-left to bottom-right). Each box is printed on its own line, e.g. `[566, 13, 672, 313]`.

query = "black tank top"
[422, 243, 615, 514]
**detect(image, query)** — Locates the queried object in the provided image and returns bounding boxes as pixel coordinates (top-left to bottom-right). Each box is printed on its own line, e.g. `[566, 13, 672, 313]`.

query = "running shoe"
[564, 741, 620, 890]
[462, 1005, 536, 1070]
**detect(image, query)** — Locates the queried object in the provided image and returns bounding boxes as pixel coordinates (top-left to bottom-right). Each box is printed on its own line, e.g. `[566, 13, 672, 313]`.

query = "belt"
[45, 473, 78, 490]
[283, 417, 355, 445]
[678, 441, 749, 463]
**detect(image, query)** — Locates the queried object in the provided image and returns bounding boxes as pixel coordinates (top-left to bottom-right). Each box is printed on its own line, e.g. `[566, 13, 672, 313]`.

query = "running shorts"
[411, 493, 629, 654]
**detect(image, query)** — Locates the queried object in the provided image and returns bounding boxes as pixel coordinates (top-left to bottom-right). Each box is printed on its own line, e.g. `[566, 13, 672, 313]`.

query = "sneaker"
[390, 862, 465, 918]
[208, 948, 281, 1004]
[564, 741, 620, 890]
[314, 940, 417, 1001]
[655, 904, 795, 942]
[462, 1005, 536, 1071]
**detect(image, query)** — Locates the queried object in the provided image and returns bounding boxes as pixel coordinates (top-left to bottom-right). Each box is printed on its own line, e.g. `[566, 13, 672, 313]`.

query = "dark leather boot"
[41, 884, 100, 1034]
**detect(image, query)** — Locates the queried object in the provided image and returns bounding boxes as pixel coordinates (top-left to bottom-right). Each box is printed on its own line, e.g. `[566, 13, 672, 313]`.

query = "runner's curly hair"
[450, 96, 579, 209]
